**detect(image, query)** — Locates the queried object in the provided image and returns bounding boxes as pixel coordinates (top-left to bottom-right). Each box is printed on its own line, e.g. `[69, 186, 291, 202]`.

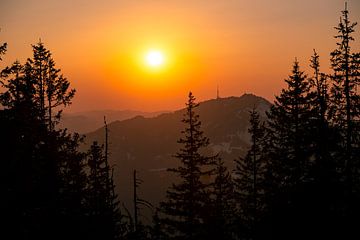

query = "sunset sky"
[1, 0, 359, 112]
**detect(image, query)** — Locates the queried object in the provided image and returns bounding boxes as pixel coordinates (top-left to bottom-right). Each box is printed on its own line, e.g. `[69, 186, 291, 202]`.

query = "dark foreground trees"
[0, 41, 125, 239]
[0, 42, 78, 239]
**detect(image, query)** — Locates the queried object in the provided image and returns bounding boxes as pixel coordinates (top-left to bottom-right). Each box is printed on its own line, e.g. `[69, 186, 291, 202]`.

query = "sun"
[145, 50, 164, 67]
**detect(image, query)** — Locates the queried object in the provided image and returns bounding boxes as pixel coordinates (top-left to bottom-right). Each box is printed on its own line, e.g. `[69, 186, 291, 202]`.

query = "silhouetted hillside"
[59, 110, 168, 133]
[83, 94, 271, 214]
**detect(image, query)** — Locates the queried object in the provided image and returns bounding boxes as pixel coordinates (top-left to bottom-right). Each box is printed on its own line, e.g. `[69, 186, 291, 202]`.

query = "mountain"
[83, 94, 271, 216]
[58, 110, 168, 133]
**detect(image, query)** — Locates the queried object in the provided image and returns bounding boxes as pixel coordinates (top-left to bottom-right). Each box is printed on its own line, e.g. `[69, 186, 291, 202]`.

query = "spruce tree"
[329, 4, 359, 155]
[266, 59, 314, 188]
[329, 4, 360, 234]
[308, 50, 337, 181]
[26, 41, 75, 129]
[234, 109, 266, 239]
[159, 92, 216, 240]
[57, 132, 88, 239]
[86, 139, 125, 239]
[1, 61, 32, 107]
[104, 117, 127, 239]
[86, 141, 112, 239]
[307, 49, 344, 239]
[207, 156, 235, 240]
[264, 60, 315, 238]
[0, 41, 84, 239]
[0, 59, 59, 239]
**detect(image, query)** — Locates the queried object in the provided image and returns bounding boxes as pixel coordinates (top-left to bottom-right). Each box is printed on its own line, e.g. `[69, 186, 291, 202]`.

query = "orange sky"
[1, 0, 359, 112]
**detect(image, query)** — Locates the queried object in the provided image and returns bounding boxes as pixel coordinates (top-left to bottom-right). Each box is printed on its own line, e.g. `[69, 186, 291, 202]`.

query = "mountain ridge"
[82, 93, 272, 212]
[59, 109, 169, 133]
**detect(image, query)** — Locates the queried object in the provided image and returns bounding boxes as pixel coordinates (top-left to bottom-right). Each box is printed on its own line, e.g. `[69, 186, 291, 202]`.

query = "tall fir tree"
[0, 43, 83, 239]
[26, 41, 75, 129]
[329, 3, 360, 234]
[0, 59, 60, 239]
[57, 132, 88, 239]
[264, 60, 316, 239]
[159, 92, 216, 240]
[302, 50, 343, 238]
[86, 121, 125, 240]
[86, 141, 113, 239]
[207, 156, 236, 240]
[234, 109, 266, 239]
[103, 117, 127, 239]
[266, 59, 314, 188]
[308, 50, 338, 182]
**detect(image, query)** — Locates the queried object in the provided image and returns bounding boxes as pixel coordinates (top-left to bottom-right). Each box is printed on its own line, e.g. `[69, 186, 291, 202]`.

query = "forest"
[0, 5, 359, 240]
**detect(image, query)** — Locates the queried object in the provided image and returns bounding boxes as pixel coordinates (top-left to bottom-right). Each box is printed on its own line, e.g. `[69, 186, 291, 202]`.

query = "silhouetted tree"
[0, 42, 85, 240]
[264, 60, 316, 239]
[159, 92, 216, 240]
[103, 116, 127, 239]
[86, 141, 112, 239]
[26, 41, 75, 129]
[57, 132, 88, 239]
[207, 156, 236, 240]
[305, 49, 345, 239]
[86, 139, 125, 239]
[0, 61, 35, 109]
[329, 3, 360, 235]
[308, 50, 338, 179]
[234, 109, 266, 239]
[0, 58, 60, 239]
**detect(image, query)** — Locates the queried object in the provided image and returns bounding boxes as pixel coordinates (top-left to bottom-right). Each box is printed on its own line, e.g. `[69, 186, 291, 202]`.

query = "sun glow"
[145, 50, 164, 67]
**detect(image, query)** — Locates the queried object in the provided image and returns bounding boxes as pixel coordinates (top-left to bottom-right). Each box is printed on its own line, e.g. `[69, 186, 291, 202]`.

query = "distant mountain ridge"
[59, 110, 168, 133]
[82, 94, 272, 212]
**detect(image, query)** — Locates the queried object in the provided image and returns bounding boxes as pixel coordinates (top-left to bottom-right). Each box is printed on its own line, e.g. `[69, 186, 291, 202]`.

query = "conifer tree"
[159, 92, 216, 240]
[308, 50, 338, 179]
[234, 109, 266, 239]
[310, 50, 329, 127]
[0, 41, 83, 239]
[0, 58, 60, 238]
[329, 3, 360, 177]
[329, 4, 360, 234]
[57, 132, 88, 239]
[264, 60, 316, 238]
[266, 60, 314, 188]
[86, 135, 125, 239]
[306, 49, 345, 239]
[0, 61, 33, 108]
[86, 141, 113, 239]
[104, 117, 127, 239]
[26, 41, 75, 129]
[329, 4, 359, 154]
[207, 156, 235, 240]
